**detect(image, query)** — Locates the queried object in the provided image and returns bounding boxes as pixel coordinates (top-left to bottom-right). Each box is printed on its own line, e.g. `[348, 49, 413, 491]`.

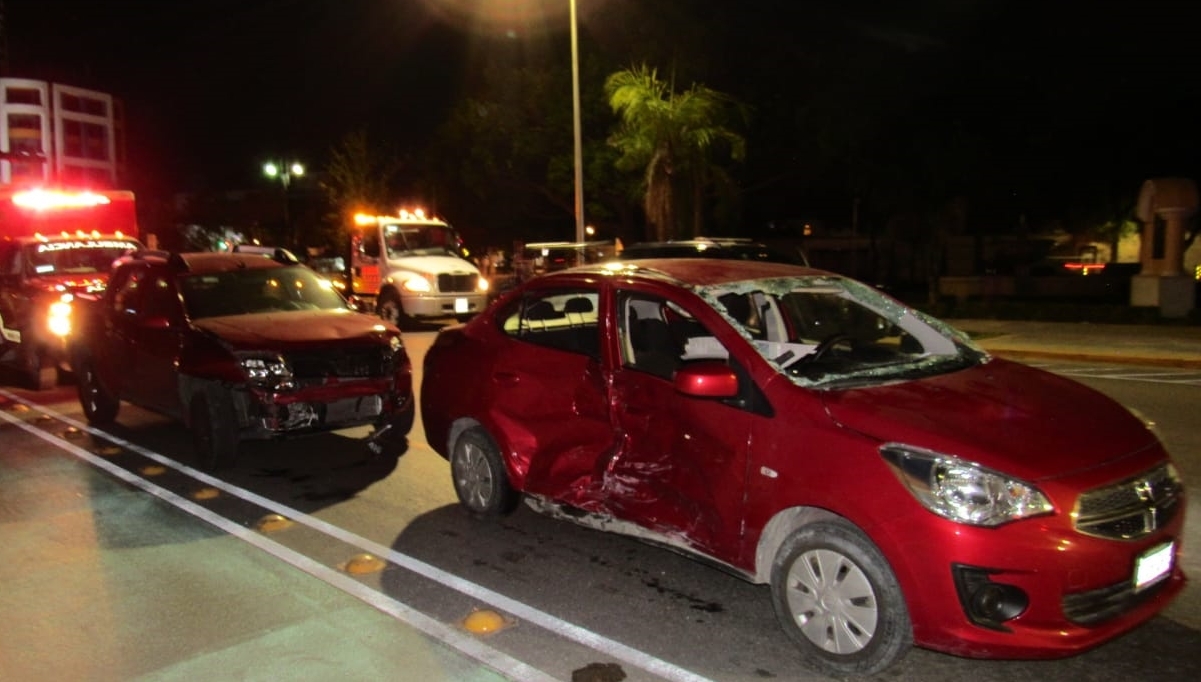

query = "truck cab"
[0, 188, 142, 389]
[348, 210, 488, 327]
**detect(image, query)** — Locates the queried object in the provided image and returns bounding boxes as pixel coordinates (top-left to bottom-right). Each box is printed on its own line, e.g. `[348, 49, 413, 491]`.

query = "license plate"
[454, 297, 469, 313]
[1134, 542, 1174, 591]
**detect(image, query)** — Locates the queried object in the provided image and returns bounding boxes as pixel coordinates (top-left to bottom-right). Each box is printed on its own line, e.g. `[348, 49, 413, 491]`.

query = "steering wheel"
[775, 333, 854, 372]
[805, 333, 854, 363]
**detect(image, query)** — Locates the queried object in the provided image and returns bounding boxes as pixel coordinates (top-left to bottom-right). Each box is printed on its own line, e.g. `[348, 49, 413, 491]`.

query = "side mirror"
[674, 361, 739, 399]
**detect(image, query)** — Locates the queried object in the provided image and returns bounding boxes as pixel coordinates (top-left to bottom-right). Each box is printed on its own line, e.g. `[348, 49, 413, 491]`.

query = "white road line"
[0, 392, 718, 682]
[1025, 363, 1201, 385]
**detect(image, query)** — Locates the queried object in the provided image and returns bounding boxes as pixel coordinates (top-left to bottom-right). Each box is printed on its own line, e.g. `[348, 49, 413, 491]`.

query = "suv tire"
[77, 355, 119, 425]
[190, 386, 239, 471]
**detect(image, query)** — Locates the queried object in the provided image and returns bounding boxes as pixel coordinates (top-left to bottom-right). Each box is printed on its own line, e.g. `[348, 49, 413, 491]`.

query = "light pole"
[263, 161, 304, 248]
[569, 0, 585, 243]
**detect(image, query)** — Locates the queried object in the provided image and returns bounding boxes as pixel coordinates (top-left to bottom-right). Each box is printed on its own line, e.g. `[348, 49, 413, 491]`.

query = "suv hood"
[819, 358, 1158, 481]
[386, 254, 478, 276]
[193, 310, 394, 350]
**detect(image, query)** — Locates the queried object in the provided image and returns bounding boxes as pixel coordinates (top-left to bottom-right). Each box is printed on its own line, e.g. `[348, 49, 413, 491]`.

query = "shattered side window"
[618, 292, 727, 380]
[697, 276, 987, 389]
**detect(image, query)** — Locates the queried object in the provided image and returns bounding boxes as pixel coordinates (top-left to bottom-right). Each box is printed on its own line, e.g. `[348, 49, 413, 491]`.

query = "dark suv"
[617, 238, 807, 265]
[70, 250, 414, 469]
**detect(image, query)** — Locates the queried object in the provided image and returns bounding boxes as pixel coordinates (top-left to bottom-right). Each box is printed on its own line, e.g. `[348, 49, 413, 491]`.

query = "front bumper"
[236, 380, 414, 440]
[881, 501, 1186, 659]
[401, 292, 487, 318]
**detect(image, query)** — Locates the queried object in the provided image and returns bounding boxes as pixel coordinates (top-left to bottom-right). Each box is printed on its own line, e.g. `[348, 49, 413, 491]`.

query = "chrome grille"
[437, 273, 478, 293]
[286, 348, 393, 380]
[1074, 464, 1183, 540]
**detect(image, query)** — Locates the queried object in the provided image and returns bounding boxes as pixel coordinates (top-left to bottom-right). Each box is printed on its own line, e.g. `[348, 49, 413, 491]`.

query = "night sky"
[4, 0, 1201, 227]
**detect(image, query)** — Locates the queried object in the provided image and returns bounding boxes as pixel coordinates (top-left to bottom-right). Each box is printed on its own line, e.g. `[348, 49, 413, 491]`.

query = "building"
[1, 77, 123, 188]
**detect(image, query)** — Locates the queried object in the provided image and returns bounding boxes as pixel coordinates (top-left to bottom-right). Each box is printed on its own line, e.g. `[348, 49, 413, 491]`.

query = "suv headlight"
[236, 352, 294, 390]
[881, 444, 1053, 527]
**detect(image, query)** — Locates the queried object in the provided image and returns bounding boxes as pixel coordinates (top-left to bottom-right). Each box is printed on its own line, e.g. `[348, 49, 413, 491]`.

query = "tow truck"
[0, 187, 142, 388]
[348, 209, 488, 328]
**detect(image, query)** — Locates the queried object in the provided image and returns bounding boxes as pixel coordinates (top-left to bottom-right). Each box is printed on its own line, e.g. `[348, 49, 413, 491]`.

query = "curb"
[981, 348, 1201, 370]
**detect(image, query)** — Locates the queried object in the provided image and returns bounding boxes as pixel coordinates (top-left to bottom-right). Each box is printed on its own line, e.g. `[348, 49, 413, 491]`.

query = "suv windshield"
[180, 266, 350, 319]
[698, 276, 986, 388]
[383, 223, 462, 258]
[24, 239, 140, 277]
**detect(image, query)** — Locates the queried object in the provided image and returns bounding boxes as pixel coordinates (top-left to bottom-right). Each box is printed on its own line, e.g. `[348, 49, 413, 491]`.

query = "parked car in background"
[514, 240, 615, 280]
[70, 249, 414, 470]
[616, 236, 807, 265]
[420, 258, 1185, 676]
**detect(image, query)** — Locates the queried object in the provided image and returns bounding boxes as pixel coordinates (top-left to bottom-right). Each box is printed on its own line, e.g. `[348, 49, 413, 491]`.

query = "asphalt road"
[0, 333, 1198, 682]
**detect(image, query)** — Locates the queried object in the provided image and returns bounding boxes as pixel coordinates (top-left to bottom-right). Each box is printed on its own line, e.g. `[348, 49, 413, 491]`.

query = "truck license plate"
[454, 298, 468, 313]
[1134, 542, 1173, 591]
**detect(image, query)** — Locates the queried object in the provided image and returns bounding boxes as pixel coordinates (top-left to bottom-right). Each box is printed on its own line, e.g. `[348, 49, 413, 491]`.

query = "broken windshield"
[696, 276, 987, 388]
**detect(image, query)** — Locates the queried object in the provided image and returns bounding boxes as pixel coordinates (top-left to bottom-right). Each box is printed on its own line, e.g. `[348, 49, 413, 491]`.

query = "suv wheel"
[770, 519, 912, 676]
[19, 347, 50, 391]
[77, 356, 119, 425]
[190, 387, 239, 471]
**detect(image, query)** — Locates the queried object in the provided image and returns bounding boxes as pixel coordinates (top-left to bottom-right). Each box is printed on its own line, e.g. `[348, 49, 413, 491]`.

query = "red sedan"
[420, 259, 1186, 676]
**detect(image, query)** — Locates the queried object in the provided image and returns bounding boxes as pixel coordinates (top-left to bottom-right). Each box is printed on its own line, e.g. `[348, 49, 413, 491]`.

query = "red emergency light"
[2, 188, 138, 240]
[12, 189, 112, 210]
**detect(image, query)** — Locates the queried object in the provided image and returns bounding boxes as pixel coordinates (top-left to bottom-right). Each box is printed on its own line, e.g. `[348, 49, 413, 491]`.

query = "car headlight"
[477, 277, 489, 293]
[236, 352, 294, 390]
[401, 274, 432, 293]
[881, 444, 1053, 527]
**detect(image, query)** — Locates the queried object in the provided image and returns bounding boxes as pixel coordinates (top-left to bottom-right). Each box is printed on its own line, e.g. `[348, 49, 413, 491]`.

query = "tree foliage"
[320, 129, 402, 218]
[605, 64, 747, 240]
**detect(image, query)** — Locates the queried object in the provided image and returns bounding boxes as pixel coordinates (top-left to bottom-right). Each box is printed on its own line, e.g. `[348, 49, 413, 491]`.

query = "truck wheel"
[770, 519, 912, 676]
[450, 427, 519, 516]
[376, 291, 412, 330]
[77, 356, 119, 425]
[190, 388, 239, 471]
[19, 347, 51, 391]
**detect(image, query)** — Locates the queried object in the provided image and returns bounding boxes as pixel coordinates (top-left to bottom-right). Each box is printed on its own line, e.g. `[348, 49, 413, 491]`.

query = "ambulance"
[348, 210, 488, 327]
[0, 188, 142, 388]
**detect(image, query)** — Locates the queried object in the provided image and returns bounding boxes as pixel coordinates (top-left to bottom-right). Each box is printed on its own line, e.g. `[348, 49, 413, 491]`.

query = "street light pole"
[569, 0, 585, 243]
[263, 161, 304, 248]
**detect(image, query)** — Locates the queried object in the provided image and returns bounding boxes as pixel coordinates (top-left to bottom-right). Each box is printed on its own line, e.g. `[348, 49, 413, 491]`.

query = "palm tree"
[605, 64, 747, 240]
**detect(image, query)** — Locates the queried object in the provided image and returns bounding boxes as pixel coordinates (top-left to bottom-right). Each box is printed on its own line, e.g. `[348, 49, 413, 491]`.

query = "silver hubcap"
[453, 441, 493, 510]
[785, 548, 878, 654]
